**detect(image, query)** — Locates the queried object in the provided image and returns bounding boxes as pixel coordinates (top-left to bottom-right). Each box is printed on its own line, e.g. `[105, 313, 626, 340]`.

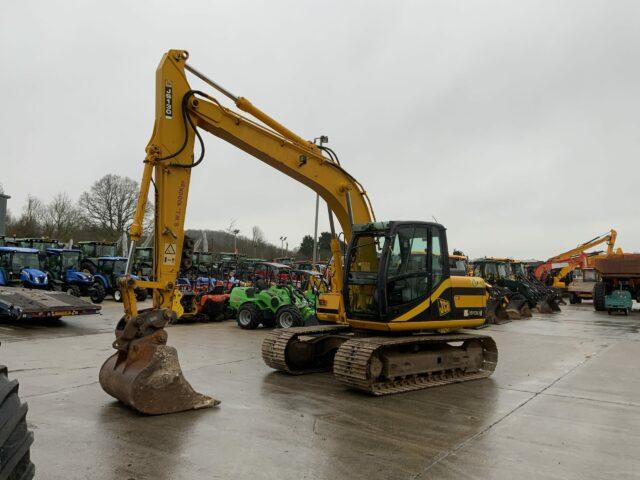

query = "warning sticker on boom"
[163, 243, 177, 265]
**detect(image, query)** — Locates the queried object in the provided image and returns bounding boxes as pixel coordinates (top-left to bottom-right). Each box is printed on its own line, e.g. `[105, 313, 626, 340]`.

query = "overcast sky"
[1, 0, 639, 259]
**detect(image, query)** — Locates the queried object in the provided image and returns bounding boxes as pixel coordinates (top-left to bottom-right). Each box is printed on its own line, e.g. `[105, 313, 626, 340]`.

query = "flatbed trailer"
[0, 287, 101, 320]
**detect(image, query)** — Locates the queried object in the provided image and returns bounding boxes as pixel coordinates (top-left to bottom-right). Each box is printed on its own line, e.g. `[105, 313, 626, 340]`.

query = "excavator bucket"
[519, 304, 533, 318]
[537, 294, 561, 313]
[99, 309, 219, 415]
[536, 297, 555, 314]
[485, 292, 513, 325]
[504, 303, 523, 320]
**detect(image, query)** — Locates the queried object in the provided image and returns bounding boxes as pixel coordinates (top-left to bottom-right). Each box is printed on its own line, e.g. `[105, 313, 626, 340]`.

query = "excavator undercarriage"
[262, 326, 497, 395]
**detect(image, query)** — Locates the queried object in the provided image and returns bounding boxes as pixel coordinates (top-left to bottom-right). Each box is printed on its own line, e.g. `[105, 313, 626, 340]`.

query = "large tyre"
[113, 289, 123, 303]
[80, 261, 96, 275]
[236, 304, 262, 330]
[261, 318, 277, 328]
[65, 285, 81, 297]
[0, 366, 35, 480]
[202, 299, 225, 322]
[135, 289, 148, 302]
[593, 282, 606, 311]
[275, 306, 304, 329]
[90, 282, 106, 304]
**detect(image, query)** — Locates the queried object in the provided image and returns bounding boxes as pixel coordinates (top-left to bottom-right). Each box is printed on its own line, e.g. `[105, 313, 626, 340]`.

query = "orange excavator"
[534, 229, 619, 289]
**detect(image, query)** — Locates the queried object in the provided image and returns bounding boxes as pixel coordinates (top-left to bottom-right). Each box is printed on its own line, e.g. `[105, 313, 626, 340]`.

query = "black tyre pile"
[0, 366, 34, 480]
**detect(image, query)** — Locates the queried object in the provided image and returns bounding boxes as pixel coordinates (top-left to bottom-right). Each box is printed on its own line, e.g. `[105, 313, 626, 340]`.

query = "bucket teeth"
[100, 343, 218, 415]
[519, 305, 532, 317]
[100, 309, 218, 415]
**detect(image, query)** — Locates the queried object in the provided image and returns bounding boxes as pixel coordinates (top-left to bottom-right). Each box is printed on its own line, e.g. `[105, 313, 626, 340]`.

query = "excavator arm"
[129, 50, 373, 307]
[534, 229, 619, 282]
[99, 49, 374, 414]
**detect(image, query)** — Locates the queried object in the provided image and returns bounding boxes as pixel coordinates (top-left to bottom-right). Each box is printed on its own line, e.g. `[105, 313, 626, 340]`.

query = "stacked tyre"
[593, 282, 606, 311]
[0, 366, 34, 479]
[181, 236, 195, 271]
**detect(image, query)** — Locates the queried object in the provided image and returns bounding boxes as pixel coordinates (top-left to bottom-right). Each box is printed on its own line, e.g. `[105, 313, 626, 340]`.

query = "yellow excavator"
[99, 50, 498, 415]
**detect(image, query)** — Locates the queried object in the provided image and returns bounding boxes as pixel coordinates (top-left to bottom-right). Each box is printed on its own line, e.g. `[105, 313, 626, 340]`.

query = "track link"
[261, 324, 351, 374]
[333, 333, 497, 395]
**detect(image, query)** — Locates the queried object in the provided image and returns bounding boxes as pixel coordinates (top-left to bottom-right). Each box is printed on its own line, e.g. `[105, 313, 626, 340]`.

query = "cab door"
[384, 224, 450, 321]
[427, 225, 453, 320]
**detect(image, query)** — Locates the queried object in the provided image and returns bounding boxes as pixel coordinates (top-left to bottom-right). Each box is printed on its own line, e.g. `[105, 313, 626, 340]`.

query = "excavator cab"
[344, 221, 446, 321]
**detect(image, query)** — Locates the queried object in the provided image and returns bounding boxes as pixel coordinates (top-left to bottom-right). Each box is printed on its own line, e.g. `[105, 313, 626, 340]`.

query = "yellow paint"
[454, 295, 486, 308]
[349, 318, 485, 332]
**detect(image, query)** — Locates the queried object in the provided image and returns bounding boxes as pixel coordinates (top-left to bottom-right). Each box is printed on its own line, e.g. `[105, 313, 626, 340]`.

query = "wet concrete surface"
[2, 301, 640, 479]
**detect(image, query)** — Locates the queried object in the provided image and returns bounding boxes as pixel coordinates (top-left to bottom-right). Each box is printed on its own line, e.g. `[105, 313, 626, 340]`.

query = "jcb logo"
[437, 298, 451, 317]
[164, 80, 173, 119]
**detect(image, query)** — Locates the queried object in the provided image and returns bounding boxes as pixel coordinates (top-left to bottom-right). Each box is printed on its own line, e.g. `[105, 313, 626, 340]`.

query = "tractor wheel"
[593, 282, 606, 311]
[80, 262, 96, 275]
[90, 282, 106, 304]
[135, 289, 148, 302]
[223, 303, 235, 320]
[0, 366, 35, 480]
[113, 289, 123, 302]
[202, 299, 225, 322]
[236, 304, 262, 330]
[66, 285, 81, 297]
[262, 318, 277, 328]
[275, 306, 304, 329]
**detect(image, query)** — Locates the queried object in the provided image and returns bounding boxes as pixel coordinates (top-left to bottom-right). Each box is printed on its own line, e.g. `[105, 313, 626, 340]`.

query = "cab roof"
[77, 241, 117, 246]
[256, 261, 291, 269]
[472, 257, 512, 263]
[0, 246, 39, 254]
[46, 248, 82, 254]
[353, 221, 444, 233]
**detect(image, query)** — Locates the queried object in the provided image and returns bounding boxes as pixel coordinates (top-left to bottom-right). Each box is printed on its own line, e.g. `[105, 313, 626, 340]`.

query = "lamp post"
[279, 236, 287, 257]
[232, 229, 240, 254]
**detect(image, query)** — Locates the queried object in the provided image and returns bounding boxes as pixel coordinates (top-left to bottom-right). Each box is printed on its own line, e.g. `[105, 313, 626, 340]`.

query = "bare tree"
[252, 225, 265, 256]
[252, 226, 265, 244]
[79, 174, 141, 236]
[225, 219, 239, 235]
[41, 193, 81, 239]
[13, 195, 45, 237]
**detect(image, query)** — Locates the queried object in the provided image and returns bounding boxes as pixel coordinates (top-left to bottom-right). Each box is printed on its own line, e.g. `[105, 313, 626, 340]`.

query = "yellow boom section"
[129, 49, 374, 315]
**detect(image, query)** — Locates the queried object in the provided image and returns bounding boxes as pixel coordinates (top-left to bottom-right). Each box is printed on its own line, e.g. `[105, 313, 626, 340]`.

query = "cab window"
[386, 226, 431, 307]
[432, 229, 443, 287]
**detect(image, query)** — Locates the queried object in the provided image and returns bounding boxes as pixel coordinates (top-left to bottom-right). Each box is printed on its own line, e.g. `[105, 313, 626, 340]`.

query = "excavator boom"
[100, 50, 496, 414]
[100, 50, 374, 414]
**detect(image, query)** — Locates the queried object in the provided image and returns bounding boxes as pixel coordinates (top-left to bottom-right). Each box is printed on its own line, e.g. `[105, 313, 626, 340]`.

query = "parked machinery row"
[0, 239, 152, 303]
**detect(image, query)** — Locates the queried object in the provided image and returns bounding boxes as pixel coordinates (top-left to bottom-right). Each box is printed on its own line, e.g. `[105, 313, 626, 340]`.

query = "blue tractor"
[0, 246, 50, 289]
[44, 248, 106, 303]
[77, 241, 118, 275]
[93, 256, 148, 302]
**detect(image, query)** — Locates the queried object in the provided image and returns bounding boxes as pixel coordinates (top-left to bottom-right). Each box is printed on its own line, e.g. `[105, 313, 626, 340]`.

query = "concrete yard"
[2, 302, 639, 480]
